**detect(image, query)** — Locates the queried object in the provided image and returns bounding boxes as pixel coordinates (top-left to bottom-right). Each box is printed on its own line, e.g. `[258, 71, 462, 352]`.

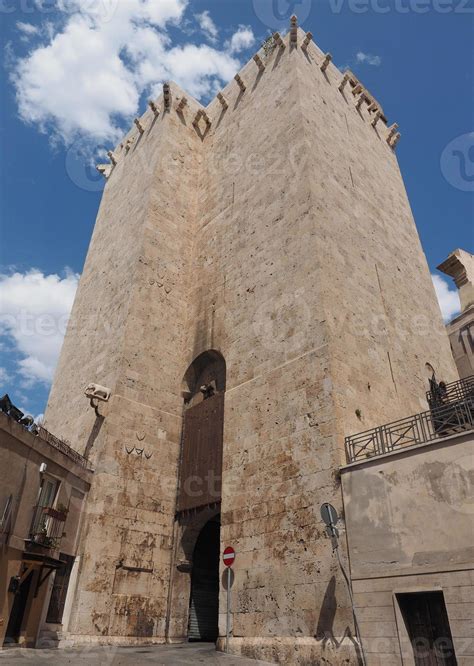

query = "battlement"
[97, 18, 399, 179]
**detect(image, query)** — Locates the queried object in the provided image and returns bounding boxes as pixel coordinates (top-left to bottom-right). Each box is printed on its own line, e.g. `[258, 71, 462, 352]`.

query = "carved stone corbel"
[177, 96, 188, 113]
[253, 53, 265, 71]
[217, 92, 228, 109]
[234, 73, 246, 92]
[301, 32, 313, 52]
[273, 32, 285, 49]
[338, 73, 350, 92]
[148, 100, 159, 117]
[290, 15, 298, 46]
[320, 53, 332, 73]
[107, 150, 117, 166]
[163, 83, 171, 110]
[386, 123, 399, 144]
[134, 118, 144, 134]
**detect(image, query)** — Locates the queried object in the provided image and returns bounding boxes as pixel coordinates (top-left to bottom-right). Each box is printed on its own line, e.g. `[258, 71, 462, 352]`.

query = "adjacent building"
[0, 405, 92, 648]
[438, 249, 474, 380]
[340, 250, 474, 664]
[342, 374, 474, 665]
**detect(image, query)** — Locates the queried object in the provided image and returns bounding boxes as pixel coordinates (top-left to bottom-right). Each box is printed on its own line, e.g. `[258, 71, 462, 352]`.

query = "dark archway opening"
[188, 515, 220, 642]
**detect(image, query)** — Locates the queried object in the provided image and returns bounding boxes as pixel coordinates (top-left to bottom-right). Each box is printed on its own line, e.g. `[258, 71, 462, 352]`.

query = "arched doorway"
[166, 350, 225, 642]
[177, 350, 226, 512]
[188, 515, 220, 641]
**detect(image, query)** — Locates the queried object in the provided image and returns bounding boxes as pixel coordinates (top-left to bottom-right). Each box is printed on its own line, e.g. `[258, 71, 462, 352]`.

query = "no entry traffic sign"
[222, 547, 235, 653]
[223, 546, 235, 567]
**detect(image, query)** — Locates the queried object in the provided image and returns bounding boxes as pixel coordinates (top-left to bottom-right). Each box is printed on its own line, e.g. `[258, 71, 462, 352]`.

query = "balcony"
[426, 375, 474, 408]
[345, 375, 474, 464]
[27, 505, 67, 551]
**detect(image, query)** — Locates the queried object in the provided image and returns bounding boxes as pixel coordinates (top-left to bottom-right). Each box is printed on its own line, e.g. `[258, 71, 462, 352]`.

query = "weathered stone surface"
[44, 27, 458, 664]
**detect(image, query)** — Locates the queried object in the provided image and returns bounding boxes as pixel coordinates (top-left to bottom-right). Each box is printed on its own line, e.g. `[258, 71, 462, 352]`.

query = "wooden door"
[398, 592, 457, 666]
[177, 392, 224, 512]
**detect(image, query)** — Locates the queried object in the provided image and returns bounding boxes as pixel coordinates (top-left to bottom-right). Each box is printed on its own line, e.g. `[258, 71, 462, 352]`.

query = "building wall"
[446, 307, 474, 379]
[184, 30, 457, 664]
[43, 25, 458, 664]
[341, 432, 474, 665]
[0, 413, 91, 647]
[437, 249, 474, 379]
[44, 84, 203, 642]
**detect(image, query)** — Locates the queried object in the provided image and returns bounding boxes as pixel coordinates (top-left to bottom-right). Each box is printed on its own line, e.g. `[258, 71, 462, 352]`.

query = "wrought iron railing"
[1, 395, 91, 470]
[427, 375, 474, 408]
[345, 397, 474, 463]
[36, 425, 92, 470]
[28, 505, 67, 550]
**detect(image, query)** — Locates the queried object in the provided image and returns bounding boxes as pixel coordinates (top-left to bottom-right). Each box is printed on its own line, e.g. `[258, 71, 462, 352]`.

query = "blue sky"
[0, 0, 473, 418]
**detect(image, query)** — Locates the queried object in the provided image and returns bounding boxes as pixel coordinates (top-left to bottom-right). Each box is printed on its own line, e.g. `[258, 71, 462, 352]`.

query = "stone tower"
[45, 21, 457, 664]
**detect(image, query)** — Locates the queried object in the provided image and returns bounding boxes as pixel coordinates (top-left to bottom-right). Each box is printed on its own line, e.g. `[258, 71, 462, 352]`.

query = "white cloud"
[356, 51, 382, 66]
[0, 367, 12, 383]
[16, 22, 40, 36]
[161, 44, 238, 99]
[0, 269, 79, 388]
[195, 10, 218, 42]
[431, 274, 461, 322]
[11, 1, 249, 145]
[228, 26, 255, 54]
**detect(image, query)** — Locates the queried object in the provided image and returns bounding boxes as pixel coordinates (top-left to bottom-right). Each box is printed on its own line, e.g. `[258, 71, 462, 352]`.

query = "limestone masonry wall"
[44, 24, 458, 664]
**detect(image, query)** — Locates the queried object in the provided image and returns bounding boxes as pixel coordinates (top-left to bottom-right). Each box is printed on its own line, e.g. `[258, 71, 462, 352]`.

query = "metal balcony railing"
[345, 396, 474, 464]
[36, 425, 92, 470]
[28, 505, 67, 550]
[427, 375, 474, 408]
[1, 395, 92, 470]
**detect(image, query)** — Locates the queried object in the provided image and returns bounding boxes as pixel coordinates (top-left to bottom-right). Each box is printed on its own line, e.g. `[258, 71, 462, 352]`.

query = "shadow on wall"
[83, 414, 105, 460]
[315, 575, 364, 665]
[315, 575, 337, 643]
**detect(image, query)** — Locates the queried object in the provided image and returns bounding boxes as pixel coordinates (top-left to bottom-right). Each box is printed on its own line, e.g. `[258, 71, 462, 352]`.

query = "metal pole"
[332, 533, 367, 666]
[226, 566, 231, 653]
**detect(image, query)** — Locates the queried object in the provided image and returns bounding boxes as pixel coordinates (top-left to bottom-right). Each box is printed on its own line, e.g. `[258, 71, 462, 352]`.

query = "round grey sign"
[320, 502, 338, 527]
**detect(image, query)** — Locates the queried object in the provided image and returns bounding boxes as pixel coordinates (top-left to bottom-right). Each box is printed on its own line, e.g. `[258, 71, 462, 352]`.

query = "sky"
[0, 0, 473, 419]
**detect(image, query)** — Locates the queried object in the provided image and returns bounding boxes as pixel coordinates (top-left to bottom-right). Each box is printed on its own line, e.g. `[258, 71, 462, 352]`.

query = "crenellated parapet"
[336, 69, 400, 147]
[97, 15, 401, 180]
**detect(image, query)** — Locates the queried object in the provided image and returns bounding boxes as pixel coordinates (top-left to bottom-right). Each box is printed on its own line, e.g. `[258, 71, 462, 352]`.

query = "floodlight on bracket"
[84, 383, 111, 417]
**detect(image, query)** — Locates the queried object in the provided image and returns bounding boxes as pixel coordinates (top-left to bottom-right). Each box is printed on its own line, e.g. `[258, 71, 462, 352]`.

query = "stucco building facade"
[342, 377, 474, 665]
[0, 408, 92, 649]
[438, 249, 474, 380]
[40, 20, 467, 665]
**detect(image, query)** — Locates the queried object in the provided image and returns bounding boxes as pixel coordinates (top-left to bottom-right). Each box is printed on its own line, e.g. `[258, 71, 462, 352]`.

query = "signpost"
[223, 546, 235, 653]
[223, 546, 235, 567]
[320, 502, 339, 532]
[320, 503, 367, 666]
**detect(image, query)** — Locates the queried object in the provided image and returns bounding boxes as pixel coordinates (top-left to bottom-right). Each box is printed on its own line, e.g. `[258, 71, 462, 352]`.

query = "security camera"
[84, 383, 111, 403]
